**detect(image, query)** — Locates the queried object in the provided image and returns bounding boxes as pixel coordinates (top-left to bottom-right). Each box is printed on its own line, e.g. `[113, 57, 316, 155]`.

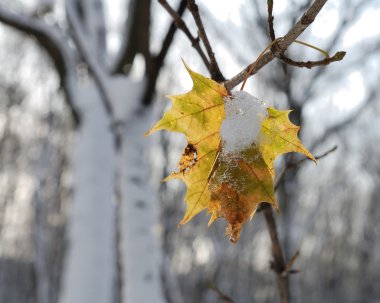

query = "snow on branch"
[0, 4, 80, 123]
[79, 0, 107, 68]
[65, 0, 115, 123]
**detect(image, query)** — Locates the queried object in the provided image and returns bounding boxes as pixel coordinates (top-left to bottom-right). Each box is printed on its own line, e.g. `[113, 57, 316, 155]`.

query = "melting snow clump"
[220, 91, 267, 153]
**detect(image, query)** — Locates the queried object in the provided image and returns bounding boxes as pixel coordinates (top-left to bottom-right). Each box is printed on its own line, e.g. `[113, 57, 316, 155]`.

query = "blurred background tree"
[0, 0, 379, 303]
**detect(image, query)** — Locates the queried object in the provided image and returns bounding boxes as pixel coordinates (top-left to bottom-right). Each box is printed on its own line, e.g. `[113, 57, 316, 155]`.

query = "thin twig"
[157, 0, 187, 65]
[158, 0, 210, 71]
[225, 0, 329, 90]
[240, 38, 282, 90]
[208, 283, 236, 303]
[274, 145, 338, 191]
[142, 0, 187, 105]
[0, 5, 80, 124]
[187, 0, 225, 82]
[310, 79, 379, 151]
[312, 145, 338, 160]
[282, 250, 300, 277]
[267, 0, 275, 41]
[294, 39, 330, 58]
[279, 51, 346, 69]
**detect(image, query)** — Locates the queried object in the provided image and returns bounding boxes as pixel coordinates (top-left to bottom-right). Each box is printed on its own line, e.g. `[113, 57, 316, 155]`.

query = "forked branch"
[187, 0, 225, 81]
[0, 5, 80, 124]
[225, 0, 331, 90]
[158, 0, 210, 72]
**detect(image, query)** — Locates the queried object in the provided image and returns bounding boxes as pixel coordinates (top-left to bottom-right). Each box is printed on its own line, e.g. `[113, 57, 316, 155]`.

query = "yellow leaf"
[146, 64, 315, 243]
[259, 108, 316, 177]
[146, 63, 227, 224]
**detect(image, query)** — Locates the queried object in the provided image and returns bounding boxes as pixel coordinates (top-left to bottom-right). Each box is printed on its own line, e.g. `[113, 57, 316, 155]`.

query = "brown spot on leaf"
[178, 143, 198, 173]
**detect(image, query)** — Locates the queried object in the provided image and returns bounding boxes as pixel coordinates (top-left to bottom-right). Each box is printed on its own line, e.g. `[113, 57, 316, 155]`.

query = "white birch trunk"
[33, 139, 50, 303]
[60, 78, 165, 303]
[121, 109, 165, 303]
[60, 84, 116, 303]
[111, 77, 166, 303]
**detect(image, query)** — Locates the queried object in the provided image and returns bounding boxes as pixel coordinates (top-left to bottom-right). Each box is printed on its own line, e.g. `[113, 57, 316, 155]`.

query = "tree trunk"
[60, 84, 117, 303]
[120, 104, 165, 303]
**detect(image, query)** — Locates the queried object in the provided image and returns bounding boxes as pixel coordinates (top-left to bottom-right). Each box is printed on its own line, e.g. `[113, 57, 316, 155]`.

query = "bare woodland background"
[0, 0, 380, 302]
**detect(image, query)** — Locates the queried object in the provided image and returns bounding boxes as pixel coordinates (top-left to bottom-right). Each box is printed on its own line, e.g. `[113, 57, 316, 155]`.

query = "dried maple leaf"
[146, 64, 315, 242]
[208, 145, 276, 242]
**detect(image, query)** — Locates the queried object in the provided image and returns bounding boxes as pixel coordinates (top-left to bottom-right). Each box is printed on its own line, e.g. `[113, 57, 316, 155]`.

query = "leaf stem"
[294, 39, 329, 58]
[240, 38, 283, 91]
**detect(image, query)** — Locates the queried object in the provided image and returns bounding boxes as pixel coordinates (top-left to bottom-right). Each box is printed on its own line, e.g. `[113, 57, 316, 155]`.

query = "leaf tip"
[208, 212, 217, 227]
[179, 216, 189, 226]
[226, 223, 242, 244]
[306, 151, 317, 165]
[163, 173, 180, 182]
[144, 124, 160, 137]
[181, 58, 191, 73]
[144, 130, 152, 137]
[271, 202, 280, 213]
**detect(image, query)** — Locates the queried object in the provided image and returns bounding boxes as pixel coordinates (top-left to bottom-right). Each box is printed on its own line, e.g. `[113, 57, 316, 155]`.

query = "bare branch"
[157, 0, 187, 66]
[65, 1, 114, 118]
[274, 145, 338, 191]
[225, 0, 328, 90]
[158, 0, 211, 72]
[279, 51, 346, 68]
[187, 0, 225, 82]
[267, 0, 275, 41]
[81, 0, 107, 69]
[113, 0, 151, 75]
[276, 0, 328, 50]
[262, 203, 289, 303]
[0, 5, 80, 124]
[302, 1, 365, 102]
[142, 0, 187, 105]
[226, 50, 274, 90]
[66, 0, 124, 147]
[310, 81, 378, 151]
[208, 284, 236, 303]
[282, 250, 300, 277]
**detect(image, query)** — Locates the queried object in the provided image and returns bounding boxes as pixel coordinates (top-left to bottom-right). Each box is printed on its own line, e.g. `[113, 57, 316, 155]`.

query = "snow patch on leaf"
[221, 91, 267, 153]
